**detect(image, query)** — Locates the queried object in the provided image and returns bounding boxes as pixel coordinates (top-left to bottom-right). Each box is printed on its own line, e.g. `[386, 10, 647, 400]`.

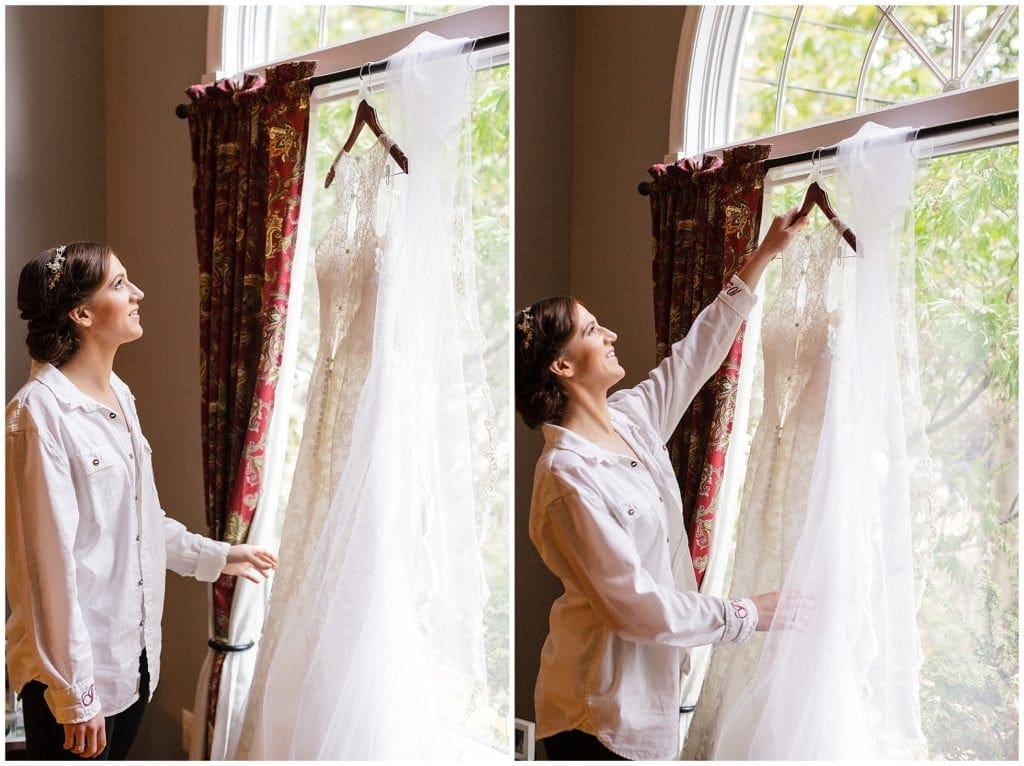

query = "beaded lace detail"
[238, 138, 398, 753]
[683, 224, 845, 759]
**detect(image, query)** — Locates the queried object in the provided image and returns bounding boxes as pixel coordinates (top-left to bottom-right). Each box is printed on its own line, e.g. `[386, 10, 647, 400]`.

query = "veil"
[234, 32, 496, 759]
[714, 122, 927, 759]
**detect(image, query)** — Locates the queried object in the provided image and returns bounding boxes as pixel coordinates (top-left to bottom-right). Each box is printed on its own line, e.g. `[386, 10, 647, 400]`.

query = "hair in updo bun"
[515, 296, 579, 430]
[17, 242, 112, 366]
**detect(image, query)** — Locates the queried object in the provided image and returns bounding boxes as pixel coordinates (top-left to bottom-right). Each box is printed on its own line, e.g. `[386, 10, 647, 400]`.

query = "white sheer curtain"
[715, 122, 927, 759]
[232, 32, 496, 760]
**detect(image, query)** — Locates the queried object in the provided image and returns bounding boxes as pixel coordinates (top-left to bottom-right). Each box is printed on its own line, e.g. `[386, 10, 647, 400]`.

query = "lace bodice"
[236, 137, 400, 757]
[683, 224, 846, 759]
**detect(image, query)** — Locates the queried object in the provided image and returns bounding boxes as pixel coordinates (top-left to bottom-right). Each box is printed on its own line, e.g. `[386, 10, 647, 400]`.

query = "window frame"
[670, 5, 1019, 162]
[205, 5, 508, 82]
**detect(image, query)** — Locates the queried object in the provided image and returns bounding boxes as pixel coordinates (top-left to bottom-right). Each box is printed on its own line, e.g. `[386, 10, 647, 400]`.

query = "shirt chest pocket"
[71, 446, 130, 522]
[609, 500, 665, 557]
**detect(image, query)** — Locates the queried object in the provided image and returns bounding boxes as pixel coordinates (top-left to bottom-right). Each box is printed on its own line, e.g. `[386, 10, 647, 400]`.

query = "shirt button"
[630, 460, 637, 467]
[659, 497, 663, 502]
[627, 509, 635, 516]
[137, 579, 143, 587]
[139, 620, 144, 627]
[92, 458, 100, 467]
[129, 453, 134, 460]
[109, 412, 116, 419]
[136, 534, 141, 541]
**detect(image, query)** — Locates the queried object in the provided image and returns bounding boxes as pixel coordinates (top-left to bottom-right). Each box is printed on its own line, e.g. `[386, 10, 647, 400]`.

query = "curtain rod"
[174, 31, 509, 119]
[637, 109, 1019, 195]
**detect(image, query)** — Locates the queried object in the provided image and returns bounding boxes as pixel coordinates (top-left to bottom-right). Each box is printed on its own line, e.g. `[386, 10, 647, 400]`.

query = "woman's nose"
[603, 327, 617, 342]
[131, 283, 144, 300]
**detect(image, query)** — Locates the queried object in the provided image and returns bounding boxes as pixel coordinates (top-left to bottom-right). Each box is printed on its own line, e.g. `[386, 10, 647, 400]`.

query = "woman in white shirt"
[516, 210, 807, 761]
[7, 242, 278, 760]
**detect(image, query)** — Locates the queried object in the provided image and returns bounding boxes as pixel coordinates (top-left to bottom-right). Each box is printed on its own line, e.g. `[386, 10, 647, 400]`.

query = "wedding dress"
[234, 33, 496, 759]
[683, 220, 843, 759]
[686, 123, 926, 760]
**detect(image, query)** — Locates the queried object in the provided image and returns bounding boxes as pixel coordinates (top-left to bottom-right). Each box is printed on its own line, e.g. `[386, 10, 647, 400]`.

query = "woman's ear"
[549, 356, 573, 380]
[68, 304, 92, 329]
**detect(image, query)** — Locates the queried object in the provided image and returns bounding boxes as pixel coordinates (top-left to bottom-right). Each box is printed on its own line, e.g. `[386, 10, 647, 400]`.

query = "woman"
[7, 242, 278, 760]
[516, 210, 808, 761]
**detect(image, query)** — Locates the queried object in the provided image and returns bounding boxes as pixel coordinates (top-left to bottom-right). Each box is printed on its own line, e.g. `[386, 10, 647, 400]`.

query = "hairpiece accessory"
[47, 245, 68, 290]
[517, 308, 534, 350]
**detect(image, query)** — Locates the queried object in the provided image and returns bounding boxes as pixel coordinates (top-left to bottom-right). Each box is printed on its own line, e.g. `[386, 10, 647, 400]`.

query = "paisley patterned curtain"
[647, 145, 769, 587]
[184, 60, 314, 757]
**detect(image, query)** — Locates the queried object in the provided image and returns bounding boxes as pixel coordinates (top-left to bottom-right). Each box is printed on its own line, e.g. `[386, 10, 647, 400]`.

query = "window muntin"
[221, 5, 476, 76]
[732, 5, 1019, 143]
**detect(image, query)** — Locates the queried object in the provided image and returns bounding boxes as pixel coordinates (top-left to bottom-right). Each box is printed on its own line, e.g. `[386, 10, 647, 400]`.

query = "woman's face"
[554, 302, 625, 391]
[76, 253, 145, 348]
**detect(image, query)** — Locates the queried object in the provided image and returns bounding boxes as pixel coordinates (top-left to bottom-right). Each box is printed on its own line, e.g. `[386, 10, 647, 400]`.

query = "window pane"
[971, 9, 1021, 85]
[732, 6, 795, 139]
[912, 144, 1018, 760]
[757, 143, 1019, 759]
[863, 20, 945, 112]
[891, 5, 954, 77]
[781, 5, 880, 131]
[271, 5, 321, 62]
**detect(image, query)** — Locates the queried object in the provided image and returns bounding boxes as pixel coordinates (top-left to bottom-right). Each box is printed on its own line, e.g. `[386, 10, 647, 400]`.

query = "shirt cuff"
[719, 274, 758, 318]
[722, 596, 759, 643]
[194, 538, 230, 583]
[44, 679, 102, 724]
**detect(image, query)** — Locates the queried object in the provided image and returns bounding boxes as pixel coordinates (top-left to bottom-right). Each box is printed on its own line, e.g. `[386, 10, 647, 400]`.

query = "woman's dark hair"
[17, 242, 113, 366]
[515, 296, 579, 429]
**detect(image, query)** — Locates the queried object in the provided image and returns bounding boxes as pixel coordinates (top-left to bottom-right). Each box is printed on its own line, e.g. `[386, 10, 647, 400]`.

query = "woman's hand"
[63, 712, 105, 758]
[750, 591, 780, 631]
[737, 208, 809, 289]
[222, 544, 278, 584]
[750, 590, 817, 631]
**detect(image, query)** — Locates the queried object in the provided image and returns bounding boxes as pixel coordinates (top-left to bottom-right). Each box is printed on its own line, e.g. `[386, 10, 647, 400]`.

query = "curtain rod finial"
[638, 181, 651, 196]
[175, 103, 189, 120]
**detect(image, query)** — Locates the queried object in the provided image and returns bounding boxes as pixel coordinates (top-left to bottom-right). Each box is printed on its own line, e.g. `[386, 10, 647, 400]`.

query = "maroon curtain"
[184, 60, 315, 752]
[647, 145, 769, 588]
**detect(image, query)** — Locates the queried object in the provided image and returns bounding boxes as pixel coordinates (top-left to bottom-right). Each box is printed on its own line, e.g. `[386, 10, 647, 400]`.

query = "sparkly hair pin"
[47, 245, 68, 290]
[518, 307, 534, 350]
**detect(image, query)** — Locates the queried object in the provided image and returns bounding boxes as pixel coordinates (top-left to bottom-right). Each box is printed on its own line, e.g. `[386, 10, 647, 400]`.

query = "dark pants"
[20, 652, 149, 761]
[541, 729, 630, 760]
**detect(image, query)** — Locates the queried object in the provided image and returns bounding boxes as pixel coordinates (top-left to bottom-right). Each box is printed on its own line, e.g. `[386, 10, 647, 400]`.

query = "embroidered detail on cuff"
[719, 275, 757, 317]
[724, 596, 758, 644]
[45, 679, 102, 724]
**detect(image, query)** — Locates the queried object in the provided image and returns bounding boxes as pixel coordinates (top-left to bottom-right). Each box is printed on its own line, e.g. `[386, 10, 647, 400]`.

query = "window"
[216, 5, 510, 754]
[218, 4, 477, 77]
[678, 5, 1018, 759]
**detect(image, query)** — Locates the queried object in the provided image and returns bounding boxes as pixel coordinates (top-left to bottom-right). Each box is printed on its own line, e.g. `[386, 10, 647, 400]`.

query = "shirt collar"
[32, 363, 131, 413]
[541, 418, 636, 466]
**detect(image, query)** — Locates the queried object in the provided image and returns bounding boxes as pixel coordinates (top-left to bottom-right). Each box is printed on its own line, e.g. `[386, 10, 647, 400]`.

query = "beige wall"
[513, 4, 576, 729]
[6, 6, 108, 399]
[103, 6, 210, 759]
[6, 5, 211, 759]
[513, 4, 688, 750]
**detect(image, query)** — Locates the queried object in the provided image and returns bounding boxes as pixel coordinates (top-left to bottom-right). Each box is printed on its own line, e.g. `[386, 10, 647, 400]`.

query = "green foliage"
[737, 9, 1019, 757]
[736, 5, 1019, 140]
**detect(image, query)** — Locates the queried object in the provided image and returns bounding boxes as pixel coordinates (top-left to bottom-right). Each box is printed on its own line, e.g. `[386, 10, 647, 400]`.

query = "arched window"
[674, 4, 1018, 156]
[675, 6, 1018, 760]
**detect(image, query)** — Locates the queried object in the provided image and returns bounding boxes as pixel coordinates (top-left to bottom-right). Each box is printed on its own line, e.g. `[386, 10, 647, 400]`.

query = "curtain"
[183, 60, 314, 759]
[647, 144, 769, 588]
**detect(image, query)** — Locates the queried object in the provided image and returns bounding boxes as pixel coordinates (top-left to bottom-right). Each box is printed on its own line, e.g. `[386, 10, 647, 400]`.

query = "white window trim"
[671, 6, 1019, 169]
[206, 5, 508, 83]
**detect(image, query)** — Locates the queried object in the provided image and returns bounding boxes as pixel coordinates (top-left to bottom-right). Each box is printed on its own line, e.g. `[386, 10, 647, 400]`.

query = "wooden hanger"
[325, 99, 409, 188]
[797, 180, 858, 252]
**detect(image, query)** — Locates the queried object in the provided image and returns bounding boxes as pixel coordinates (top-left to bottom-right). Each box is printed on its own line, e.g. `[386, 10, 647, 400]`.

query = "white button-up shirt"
[529, 276, 759, 761]
[6, 364, 228, 724]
